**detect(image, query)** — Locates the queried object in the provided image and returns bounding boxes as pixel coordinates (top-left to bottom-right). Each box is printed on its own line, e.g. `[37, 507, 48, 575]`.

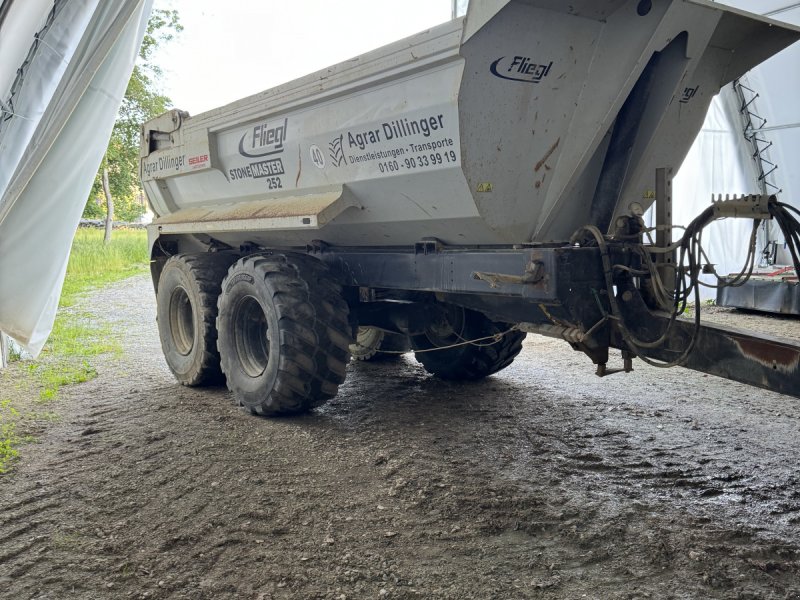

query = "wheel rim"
[350, 326, 384, 359]
[424, 306, 466, 347]
[233, 295, 269, 377]
[169, 286, 195, 356]
[355, 326, 382, 348]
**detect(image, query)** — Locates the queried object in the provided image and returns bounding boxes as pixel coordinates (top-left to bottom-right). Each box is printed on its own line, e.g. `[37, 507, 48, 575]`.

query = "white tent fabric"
[669, 1, 800, 296]
[743, 27, 800, 266]
[666, 85, 763, 297]
[0, 0, 153, 357]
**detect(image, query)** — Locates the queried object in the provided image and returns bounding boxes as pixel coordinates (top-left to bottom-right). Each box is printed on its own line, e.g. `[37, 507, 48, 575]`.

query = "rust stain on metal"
[535, 138, 560, 172]
[538, 303, 576, 330]
[295, 146, 302, 187]
[735, 337, 800, 374]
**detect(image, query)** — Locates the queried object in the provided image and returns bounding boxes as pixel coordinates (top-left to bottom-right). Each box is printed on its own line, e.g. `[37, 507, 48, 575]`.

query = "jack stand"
[595, 351, 635, 377]
[622, 350, 635, 373]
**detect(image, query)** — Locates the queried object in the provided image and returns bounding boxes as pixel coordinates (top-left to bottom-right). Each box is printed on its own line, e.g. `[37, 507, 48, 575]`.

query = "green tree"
[85, 9, 182, 242]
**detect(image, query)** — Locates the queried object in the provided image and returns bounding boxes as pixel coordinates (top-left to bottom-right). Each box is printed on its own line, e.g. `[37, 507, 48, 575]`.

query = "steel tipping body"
[142, 1, 800, 251]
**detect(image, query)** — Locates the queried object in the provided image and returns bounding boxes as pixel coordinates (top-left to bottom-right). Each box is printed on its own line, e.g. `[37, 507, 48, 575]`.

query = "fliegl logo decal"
[490, 56, 553, 84]
[238, 117, 288, 158]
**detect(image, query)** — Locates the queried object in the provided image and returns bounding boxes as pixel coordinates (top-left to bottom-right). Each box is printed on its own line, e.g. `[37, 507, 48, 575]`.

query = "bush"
[83, 192, 147, 222]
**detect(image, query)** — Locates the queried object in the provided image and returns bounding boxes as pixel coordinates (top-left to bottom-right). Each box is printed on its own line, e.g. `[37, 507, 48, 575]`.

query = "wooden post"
[102, 166, 114, 244]
[1, 333, 8, 369]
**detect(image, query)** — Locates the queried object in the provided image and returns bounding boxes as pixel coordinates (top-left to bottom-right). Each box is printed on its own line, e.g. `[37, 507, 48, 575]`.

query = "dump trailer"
[141, 0, 800, 416]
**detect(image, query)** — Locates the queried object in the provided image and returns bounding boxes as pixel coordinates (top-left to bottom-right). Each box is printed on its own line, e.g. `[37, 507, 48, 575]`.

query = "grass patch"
[35, 361, 98, 402]
[45, 311, 120, 358]
[0, 227, 147, 473]
[0, 401, 21, 474]
[59, 228, 149, 307]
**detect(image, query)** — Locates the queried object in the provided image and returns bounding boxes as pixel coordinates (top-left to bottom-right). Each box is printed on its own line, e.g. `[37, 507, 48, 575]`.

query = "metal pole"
[655, 167, 675, 298]
[765, 3, 800, 17]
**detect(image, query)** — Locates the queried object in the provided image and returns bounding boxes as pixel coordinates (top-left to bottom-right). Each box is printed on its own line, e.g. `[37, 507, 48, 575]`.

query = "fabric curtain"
[0, 0, 153, 355]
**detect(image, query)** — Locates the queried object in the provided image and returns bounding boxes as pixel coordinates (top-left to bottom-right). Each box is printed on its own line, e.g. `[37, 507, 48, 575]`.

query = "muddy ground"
[1, 273, 800, 600]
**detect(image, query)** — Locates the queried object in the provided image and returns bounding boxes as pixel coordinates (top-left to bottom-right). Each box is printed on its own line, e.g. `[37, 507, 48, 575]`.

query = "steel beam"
[631, 317, 800, 399]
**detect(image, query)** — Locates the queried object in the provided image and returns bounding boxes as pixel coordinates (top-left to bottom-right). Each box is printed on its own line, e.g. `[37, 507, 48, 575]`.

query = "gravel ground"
[1, 274, 800, 599]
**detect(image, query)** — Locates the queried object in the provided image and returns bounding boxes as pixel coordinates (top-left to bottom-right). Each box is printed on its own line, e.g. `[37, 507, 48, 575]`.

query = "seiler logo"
[490, 56, 553, 84]
[238, 117, 288, 158]
[188, 154, 209, 168]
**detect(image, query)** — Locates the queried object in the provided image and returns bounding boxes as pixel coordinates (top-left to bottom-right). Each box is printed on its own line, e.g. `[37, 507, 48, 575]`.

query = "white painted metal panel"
[142, 0, 800, 249]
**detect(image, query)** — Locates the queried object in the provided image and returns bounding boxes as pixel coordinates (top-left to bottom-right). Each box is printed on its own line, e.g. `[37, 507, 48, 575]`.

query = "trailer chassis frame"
[306, 240, 800, 399]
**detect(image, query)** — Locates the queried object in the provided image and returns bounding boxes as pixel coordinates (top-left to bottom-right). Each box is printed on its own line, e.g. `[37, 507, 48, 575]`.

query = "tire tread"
[412, 310, 525, 381]
[217, 252, 352, 416]
[157, 253, 236, 386]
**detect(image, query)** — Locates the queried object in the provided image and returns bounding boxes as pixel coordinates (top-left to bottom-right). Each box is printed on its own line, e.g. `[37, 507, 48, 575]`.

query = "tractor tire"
[156, 253, 234, 386]
[411, 306, 525, 380]
[350, 327, 409, 362]
[216, 253, 352, 416]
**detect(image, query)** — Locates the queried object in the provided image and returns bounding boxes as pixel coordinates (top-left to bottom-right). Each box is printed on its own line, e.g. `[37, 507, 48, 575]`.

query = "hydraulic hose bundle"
[572, 195, 800, 368]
